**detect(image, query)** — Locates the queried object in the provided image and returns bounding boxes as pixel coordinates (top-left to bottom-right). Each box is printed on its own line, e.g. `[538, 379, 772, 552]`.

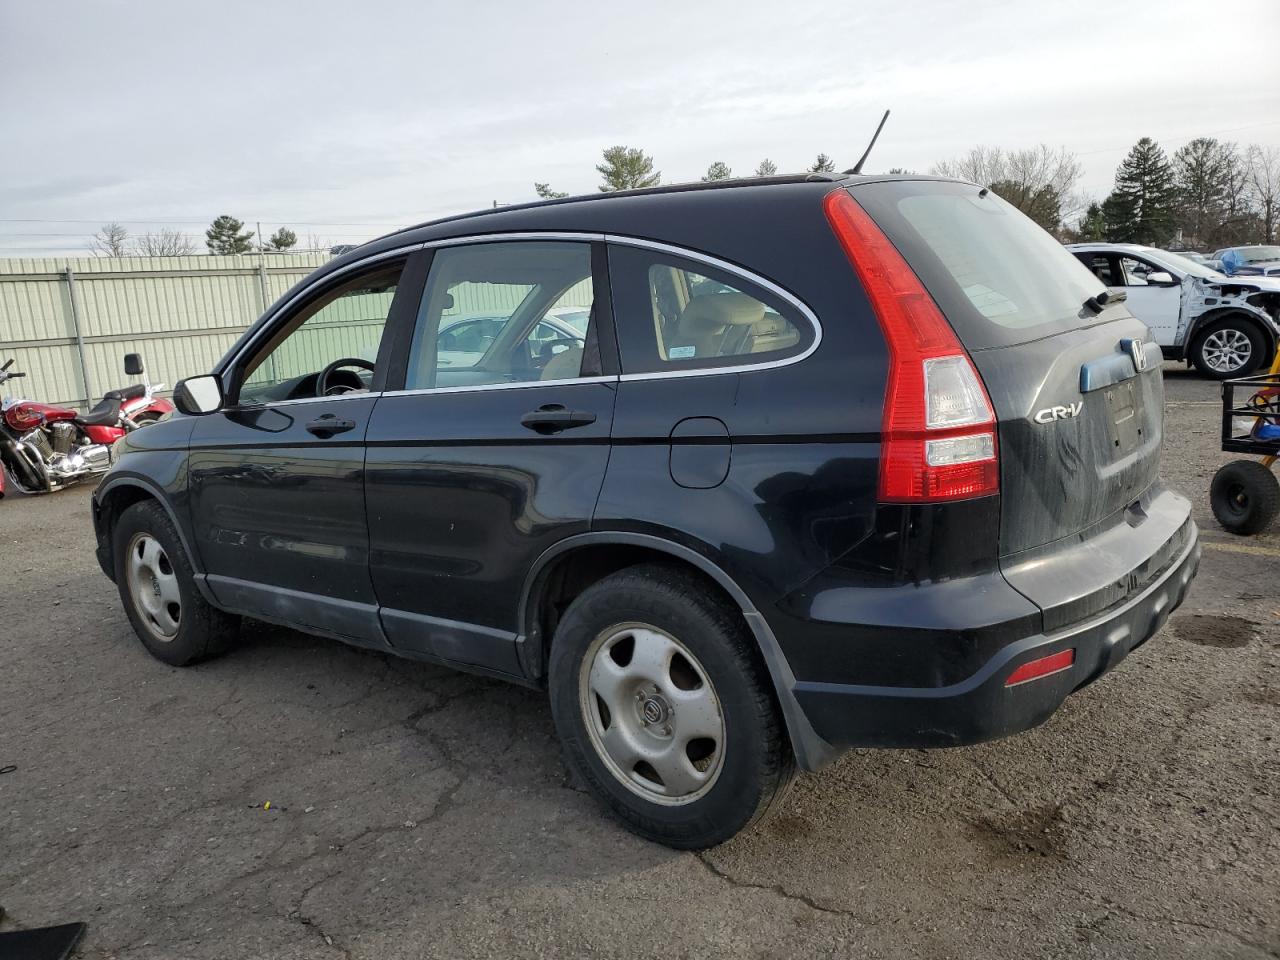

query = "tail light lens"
[824, 189, 998, 502]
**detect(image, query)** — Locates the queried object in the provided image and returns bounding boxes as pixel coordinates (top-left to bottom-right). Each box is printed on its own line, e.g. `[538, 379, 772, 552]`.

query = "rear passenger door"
[595, 241, 841, 602]
[364, 238, 617, 675]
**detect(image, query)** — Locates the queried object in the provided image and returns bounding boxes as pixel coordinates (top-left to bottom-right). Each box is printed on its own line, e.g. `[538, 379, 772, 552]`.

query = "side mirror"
[173, 375, 224, 415]
[124, 352, 144, 376]
[1147, 271, 1176, 286]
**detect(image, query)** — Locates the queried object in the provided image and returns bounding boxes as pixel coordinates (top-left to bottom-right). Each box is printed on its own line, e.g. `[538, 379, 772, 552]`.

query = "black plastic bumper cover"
[792, 525, 1201, 749]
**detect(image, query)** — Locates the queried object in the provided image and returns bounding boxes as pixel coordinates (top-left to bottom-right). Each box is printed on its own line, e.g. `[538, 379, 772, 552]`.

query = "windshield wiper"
[1084, 289, 1126, 313]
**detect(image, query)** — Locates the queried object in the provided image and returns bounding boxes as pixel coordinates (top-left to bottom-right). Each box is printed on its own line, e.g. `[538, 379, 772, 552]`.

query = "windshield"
[1147, 249, 1225, 280]
[1236, 246, 1280, 263]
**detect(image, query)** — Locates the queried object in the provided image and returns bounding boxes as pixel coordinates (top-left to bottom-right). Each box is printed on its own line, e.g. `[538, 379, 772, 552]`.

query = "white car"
[1068, 243, 1280, 378]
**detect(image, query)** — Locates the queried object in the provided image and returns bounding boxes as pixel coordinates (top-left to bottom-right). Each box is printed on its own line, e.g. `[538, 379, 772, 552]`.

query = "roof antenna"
[846, 109, 891, 175]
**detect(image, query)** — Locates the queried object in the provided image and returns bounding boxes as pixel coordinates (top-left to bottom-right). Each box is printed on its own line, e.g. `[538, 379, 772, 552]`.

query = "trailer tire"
[1210, 459, 1279, 536]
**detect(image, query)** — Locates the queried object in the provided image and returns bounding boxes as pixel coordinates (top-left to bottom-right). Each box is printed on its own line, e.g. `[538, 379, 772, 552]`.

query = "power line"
[1073, 119, 1280, 158]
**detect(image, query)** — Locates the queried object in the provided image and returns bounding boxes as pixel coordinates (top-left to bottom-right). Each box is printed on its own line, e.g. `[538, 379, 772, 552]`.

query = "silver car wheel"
[1202, 328, 1252, 373]
[579, 622, 726, 805]
[125, 533, 181, 641]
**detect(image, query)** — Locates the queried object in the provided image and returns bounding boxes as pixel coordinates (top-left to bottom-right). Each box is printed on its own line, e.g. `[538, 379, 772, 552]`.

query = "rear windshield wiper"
[1084, 288, 1126, 313]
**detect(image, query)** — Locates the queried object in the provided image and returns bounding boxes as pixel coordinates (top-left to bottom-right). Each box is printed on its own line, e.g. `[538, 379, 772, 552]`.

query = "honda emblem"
[1126, 338, 1148, 372]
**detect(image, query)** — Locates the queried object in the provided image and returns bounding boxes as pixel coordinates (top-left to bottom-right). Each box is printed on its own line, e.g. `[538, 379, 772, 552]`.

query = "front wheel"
[1190, 318, 1267, 379]
[113, 500, 240, 665]
[1210, 460, 1280, 535]
[548, 564, 794, 849]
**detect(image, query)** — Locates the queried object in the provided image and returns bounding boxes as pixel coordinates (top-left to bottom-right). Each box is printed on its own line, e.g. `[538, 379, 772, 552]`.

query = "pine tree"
[596, 146, 660, 192]
[809, 153, 835, 173]
[534, 182, 568, 199]
[702, 161, 732, 182]
[1103, 138, 1178, 245]
[205, 215, 255, 255]
[1077, 202, 1107, 242]
[267, 227, 297, 251]
[1173, 138, 1231, 243]
[755, 159, 778, 177]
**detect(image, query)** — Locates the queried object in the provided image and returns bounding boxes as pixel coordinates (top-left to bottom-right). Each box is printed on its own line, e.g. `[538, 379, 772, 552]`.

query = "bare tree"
[134, 229, 197, 256]
[1248, 144, 1280, 243]
[89, 222, 130, 257]
[932, 144, 1083, 230]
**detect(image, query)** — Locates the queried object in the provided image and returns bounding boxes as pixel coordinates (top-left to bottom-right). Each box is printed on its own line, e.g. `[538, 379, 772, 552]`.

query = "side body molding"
[518, 531, 838, 771]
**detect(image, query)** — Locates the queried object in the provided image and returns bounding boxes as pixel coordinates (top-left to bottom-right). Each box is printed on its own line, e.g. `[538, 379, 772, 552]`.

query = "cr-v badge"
[1034, 402, 1083, 424]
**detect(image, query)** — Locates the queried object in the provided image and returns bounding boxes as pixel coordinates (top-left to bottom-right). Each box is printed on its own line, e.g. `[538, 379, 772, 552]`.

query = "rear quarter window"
[607, 243, 814, 375]
[851, 180, 1106, 349]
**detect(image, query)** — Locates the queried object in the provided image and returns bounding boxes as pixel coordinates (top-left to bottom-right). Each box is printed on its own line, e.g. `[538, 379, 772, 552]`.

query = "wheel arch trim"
[1188, 308, 1277, 356]
[519, 531, 837, 770]
[95, 475, 218, 605]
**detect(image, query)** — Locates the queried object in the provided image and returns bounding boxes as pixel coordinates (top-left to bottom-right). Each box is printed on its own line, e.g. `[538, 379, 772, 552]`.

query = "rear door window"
[607, 244, 812, 374]
[851, 180, 1106, 349]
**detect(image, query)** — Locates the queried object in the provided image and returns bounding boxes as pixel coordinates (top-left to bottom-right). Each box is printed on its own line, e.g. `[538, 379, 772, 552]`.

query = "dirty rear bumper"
[791, 524, 1200, 750]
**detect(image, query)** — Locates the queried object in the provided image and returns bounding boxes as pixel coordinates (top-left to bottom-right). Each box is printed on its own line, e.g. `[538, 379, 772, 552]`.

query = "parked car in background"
[1068, 242, 1280, 377]
[1212, 245, 1280, 277]
[93, 175, 1198, 848]
[437, 310, 587, 369]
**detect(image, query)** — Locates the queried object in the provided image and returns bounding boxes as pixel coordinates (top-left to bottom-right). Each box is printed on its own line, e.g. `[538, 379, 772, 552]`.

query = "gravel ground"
[1, 365, 1277, 959]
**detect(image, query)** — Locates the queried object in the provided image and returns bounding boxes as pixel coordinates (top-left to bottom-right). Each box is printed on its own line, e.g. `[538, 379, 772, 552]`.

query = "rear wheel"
[1210, 459, 1280, 535]
[113, 500, 239, 665]
[1190, 317, 1266, 379]
[548, 564, 794, 849]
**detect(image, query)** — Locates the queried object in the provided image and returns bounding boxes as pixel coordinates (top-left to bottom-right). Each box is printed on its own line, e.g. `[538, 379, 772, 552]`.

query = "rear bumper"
[792, 523, 1200, 750]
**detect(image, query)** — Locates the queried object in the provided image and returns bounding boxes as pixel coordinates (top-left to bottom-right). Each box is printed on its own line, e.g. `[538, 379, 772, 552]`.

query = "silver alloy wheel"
[125, 533, 181, 641]
[579, 623, 726, 805]
[1202, 328, 1252, 373]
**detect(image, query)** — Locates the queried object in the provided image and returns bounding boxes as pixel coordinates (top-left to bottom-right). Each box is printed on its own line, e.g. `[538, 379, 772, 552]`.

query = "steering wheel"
[317, 357, 374, 396]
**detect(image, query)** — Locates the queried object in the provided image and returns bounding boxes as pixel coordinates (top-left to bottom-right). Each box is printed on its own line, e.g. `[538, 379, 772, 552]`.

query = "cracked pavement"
[1, 367, 1277, 959]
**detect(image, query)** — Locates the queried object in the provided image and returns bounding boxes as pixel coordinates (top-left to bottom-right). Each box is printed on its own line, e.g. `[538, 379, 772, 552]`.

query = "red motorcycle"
[0, 352, 175, 497]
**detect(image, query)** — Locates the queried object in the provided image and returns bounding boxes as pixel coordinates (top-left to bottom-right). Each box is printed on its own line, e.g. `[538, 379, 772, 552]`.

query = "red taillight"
[823, 189, 998, 502]
[1004, 649, 1075, 687]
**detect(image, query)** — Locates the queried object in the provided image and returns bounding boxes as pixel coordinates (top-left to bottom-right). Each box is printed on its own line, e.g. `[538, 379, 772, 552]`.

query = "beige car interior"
[649, 264, 800, 362]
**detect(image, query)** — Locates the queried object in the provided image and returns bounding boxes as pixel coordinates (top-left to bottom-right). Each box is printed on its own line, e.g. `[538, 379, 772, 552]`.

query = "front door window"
[405, 242, 596, 390]
[237, 262, 404, 404]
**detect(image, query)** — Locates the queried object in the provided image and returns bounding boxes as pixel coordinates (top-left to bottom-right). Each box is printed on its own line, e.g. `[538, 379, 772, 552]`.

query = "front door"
[1116, 254, 1182, 346]
[365, 239, 616, 675]
[188, 256, 415, 648]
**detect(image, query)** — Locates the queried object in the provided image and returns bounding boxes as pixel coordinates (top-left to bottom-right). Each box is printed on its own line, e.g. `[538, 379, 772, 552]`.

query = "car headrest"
[678, 294, 766, 334]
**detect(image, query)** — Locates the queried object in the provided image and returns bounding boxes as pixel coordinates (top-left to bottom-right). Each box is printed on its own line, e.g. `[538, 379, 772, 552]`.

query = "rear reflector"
[823, 189, 998, 502]
[1005, 649, 1075, 687]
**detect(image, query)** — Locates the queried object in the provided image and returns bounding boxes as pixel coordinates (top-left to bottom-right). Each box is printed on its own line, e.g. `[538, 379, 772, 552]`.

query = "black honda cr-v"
[94, 174, 1200, 848]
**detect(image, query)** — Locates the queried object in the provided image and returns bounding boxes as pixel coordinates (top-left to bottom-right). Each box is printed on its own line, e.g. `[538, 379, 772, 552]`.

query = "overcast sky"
[2, 0, 1278, 256]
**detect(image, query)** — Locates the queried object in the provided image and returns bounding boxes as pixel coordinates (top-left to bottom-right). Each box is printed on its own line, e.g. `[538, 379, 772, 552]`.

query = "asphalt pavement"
[1, 365, 1277, 959]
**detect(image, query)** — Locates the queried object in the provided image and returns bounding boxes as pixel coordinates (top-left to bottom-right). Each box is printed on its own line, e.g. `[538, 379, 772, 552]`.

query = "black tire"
[548, 563, 794, 849]
[1190, 317, 1267, 380]
[1210, 460, 1280, 536]
[113, 500, 239, 665]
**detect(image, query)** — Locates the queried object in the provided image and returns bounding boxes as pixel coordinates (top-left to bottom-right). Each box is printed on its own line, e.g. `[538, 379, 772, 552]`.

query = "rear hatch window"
[850, 179, 1106, 350]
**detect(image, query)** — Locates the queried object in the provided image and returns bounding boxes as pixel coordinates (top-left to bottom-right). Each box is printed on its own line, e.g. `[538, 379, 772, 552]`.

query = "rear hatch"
[850, 179, 1190, 627]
